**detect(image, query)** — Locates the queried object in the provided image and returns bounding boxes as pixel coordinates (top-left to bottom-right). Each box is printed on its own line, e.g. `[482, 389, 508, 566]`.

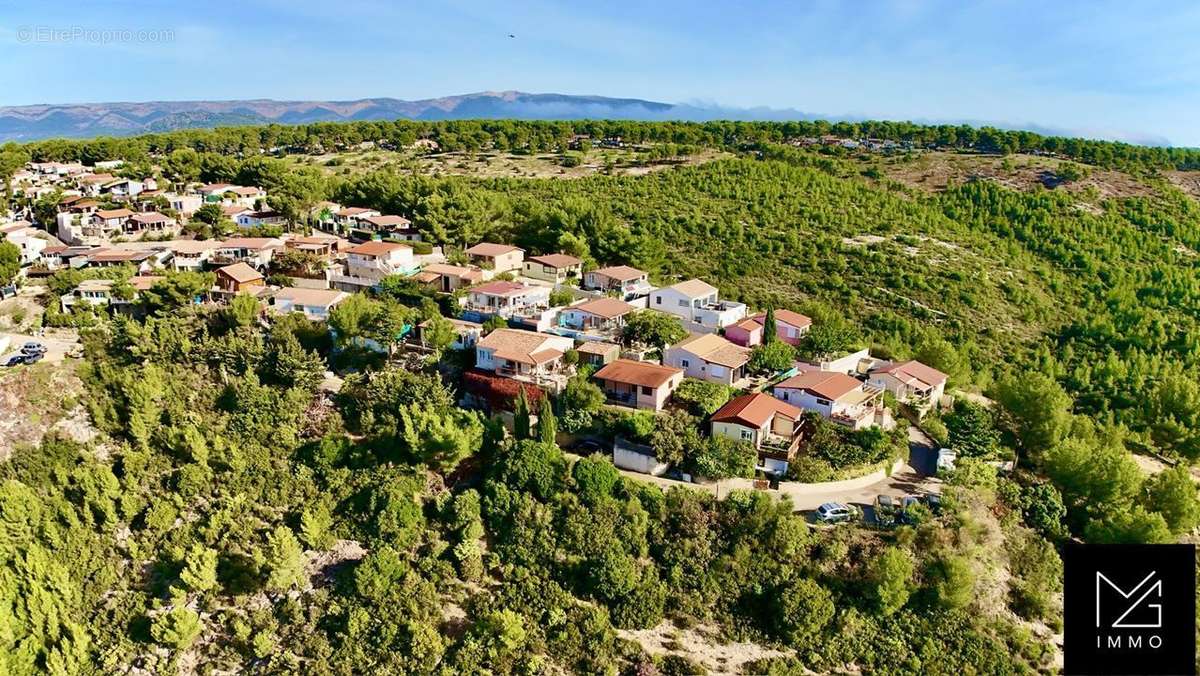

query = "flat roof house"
[649, 279, 747, 329]
[522, 253, 582, 284]
[465, 242, 524, 273]
[593, 358, 684, 411]
[710, 392, 805, 475]
[773, 367, 887, 430]
[663, 333, 752, 386]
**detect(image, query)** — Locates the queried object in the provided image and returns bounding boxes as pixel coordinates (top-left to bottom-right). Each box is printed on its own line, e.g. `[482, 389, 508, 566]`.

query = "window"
[678, 299, 689, 307]
[780, 391, 789, 401]
[681, 359, 690, 368]
[641, 386, 652, 395]
[741, 430, 753, 440]
[816, 398, 830, 406]
[655, 296, 662, 305]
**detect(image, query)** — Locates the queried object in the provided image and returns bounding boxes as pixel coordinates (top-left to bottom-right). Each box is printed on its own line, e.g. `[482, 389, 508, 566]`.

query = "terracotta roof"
[130, 212, 173, 224]
[671, 333, 751, 369]
[594, 359, 682, 388]
[222, 205, 251, 216]
[272, 287, 348, 309]
[129, 276, 164, 291]
[775, 368, 863, 402]
[169, 240, 220, 254]
[665, 279, 718, 298]
[423, 263, 484, 281]
[591, 265, 645, 281]
[362, 214, 412, 227]
[751, 309, 813, 329]
[528, 253, 582, 268]
[86, 248, 154, 263]
[576, 341, 620, 355]
[216, 262, 264, 284]
[414, 271, 440, 283]
[471, 281, 533, 297]
[477, 328, 565, 365]
[465, 242, 522, 257]
[221, 237, 279, 250]
[873, 360, 947, 388]
[572, 297, 634, 319]
[732, 317, 763, 332]
[95, 208, 134, 219]
[336, 207, 376, 217]
[349, 240, 409, 256]
[711, 392, 802, 429]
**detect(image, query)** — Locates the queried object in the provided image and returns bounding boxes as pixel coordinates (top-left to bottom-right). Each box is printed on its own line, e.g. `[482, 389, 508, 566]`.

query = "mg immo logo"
[1065, 544, 1194, 675]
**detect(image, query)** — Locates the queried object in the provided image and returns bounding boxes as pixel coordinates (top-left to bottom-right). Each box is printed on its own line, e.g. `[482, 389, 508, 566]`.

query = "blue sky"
[2, 1, 1199, 145]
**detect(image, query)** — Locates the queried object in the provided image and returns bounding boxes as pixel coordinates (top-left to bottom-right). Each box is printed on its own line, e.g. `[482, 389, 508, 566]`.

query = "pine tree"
[513, 386, 531, 440]
[762, 306, 778, 344]
[538, 396, 557, 444]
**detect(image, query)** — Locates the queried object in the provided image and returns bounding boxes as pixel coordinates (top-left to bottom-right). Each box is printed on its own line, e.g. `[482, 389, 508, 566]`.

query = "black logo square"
[1064, 543, 1195, 675]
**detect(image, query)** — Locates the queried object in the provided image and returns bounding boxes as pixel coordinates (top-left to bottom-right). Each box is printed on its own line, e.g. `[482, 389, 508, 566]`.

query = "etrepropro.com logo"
[1065, 543, 1195, 675]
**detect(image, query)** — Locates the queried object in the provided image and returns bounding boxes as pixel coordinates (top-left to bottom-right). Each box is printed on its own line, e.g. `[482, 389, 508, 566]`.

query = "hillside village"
[1, 157, 948, 494]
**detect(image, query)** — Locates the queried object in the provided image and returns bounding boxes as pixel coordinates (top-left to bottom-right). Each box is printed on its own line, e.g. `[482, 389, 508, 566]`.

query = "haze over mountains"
[0, 90, 1170, 145]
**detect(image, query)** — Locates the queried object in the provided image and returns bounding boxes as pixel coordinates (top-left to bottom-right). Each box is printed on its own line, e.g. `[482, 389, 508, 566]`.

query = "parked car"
[815, 502, 857, 524]
[20, 342, 47, 356]
[873, 495, 898, 526]
[21, 352, 44, 365]
[3, 355, 24, 367]
[899, 496, 930, 525]
[923, 493, 943, 514]
[936, 448, 957, 475]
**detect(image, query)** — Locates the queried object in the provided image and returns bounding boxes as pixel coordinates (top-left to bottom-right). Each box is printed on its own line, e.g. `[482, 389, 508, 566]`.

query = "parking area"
[0, 331, 80, 367]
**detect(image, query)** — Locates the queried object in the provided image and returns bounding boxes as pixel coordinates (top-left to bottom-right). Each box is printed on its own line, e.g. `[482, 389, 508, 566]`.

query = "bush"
[672, 379, 732, 416]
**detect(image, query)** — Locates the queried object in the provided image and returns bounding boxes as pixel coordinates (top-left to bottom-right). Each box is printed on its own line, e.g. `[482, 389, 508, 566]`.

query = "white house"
[663, 332, 751, 386]
[214, 237, 282, 268]
[168, 240, 219, 272]
[773, 367, 887, 430]
[648, 279, 747, 329]
[271, 287, 349, 320]
[710, 392, 805, 475]
[465, 281, 551, 318]
[474, 328, 574, 384]
[331, 241, 417, 292]
[867, 360, 948, 409]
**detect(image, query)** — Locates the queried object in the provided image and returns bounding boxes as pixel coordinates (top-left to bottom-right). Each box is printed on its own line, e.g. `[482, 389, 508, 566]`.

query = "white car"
[936, 448, 957, 475]
[815, 502, 856, 524]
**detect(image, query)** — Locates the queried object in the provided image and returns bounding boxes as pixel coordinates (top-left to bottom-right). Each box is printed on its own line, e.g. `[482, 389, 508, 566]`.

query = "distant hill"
[0, 90, 1172, 145]
[0, 91, 809, 142]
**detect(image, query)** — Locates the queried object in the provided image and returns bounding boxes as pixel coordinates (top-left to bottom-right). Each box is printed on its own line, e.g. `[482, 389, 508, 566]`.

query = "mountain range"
[0, 90, 1171, 145]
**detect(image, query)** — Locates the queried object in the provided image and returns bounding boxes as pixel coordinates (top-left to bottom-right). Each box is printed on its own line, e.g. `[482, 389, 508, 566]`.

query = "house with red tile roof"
[772, 367, 887, 430]
[727, 309, 813, 347]
[559, 297, 635, 333]
[592, 359, 684, 411]
[710, 392, 808, 475]
[474, 328, 575, 390]
[867, 360, 948, 409]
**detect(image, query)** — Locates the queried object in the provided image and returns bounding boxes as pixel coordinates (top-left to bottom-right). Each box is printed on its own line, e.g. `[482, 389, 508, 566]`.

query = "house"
[270, 287, 349, 320]
[226, 185, 266, 207]
[465, 281, 551, 318]
[100, 178, 145, 199]
[87, 208, 135, 240]
[331, 241, 417, 292]
[126, 212, 178, 236]
[214, 262, 266, 295]
[465, 243, 524, 272]
[359, 215, 419, 240]
[663, 333, 752, 386]
[333, 207, 380, 230]
[197, 183, 233, 200]
[710, 392, 805, 475]
[167, 193, 203, 216]
[773, 367, 887, 430]
[522, 253, 582, 284]
[168, 240, 219, 272]
[60, 279, 121, 313]
[575, 341, 621, 368]
[236, 210, 286, 228]
[285, 235, 339, 260]
[559, 297, 635, 333]
[418, 263, 485, 292]
[592, 359, 684, 411]
[726, 309, 813, 347]
[583, 265, 652, 298]
[419, 317, 483, 350]
[867, 360, 948, 409]
[213, 237, 281, 268]
[0, 225, 47, 264]
[83, 248, 167, 274]
[474, 328, 575, 388]
[649, 279, 747, 329]
[222, 205, 253, 222]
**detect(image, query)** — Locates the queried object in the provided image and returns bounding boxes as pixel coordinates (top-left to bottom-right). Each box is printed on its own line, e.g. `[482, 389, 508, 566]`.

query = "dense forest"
[3, 118, 1199, 673]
